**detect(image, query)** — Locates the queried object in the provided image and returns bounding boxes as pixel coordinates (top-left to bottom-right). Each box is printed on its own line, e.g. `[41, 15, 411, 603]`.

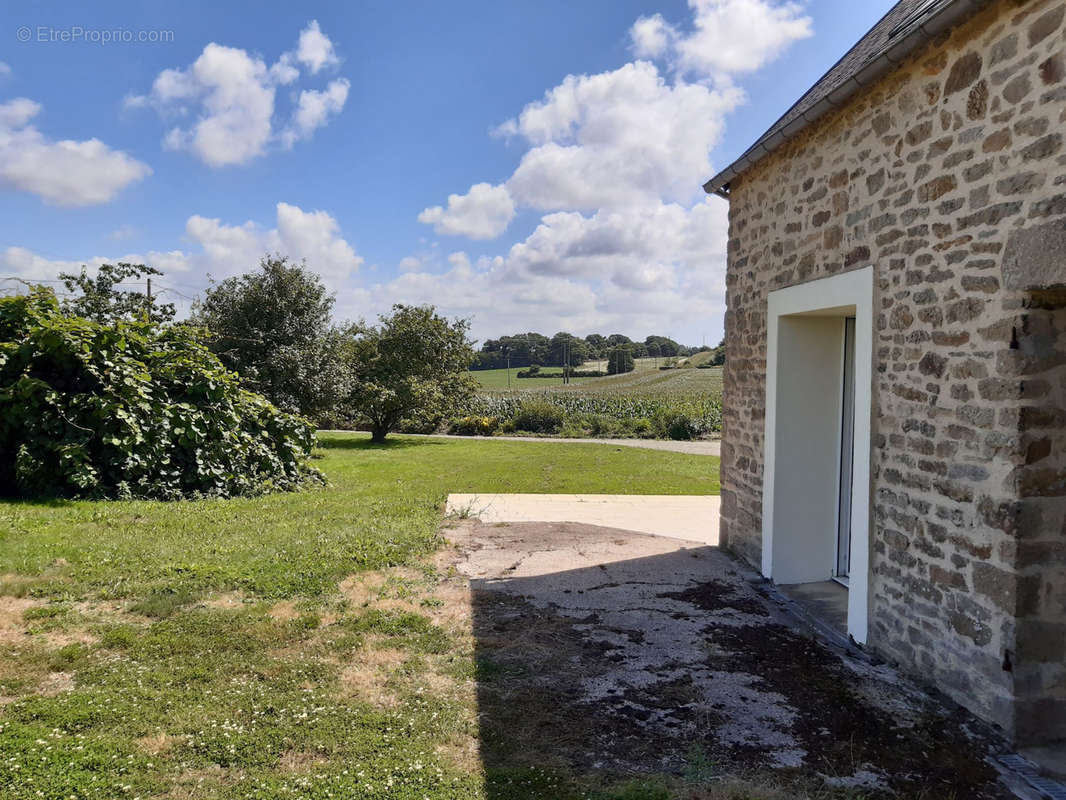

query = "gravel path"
[320, 430, 720, 456]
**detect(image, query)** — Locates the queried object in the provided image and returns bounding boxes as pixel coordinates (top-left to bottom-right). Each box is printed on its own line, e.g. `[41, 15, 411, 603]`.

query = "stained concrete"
[446, 519, 1010, 795]
[445, 493, 720, 545]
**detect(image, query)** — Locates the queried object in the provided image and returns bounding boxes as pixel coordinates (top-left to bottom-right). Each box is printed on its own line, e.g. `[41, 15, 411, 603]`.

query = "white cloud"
[409, 0, 811, 341]
[0, 62, 11, 78]
[0, 98, 150, 206]
[281, 78, 350, 147]
[0, 98, 40, 128]
[183, 202, 361, 285]
[129, 21, 347, 166]
[107, 224, 138, 242]
[630, 16, 672, 60]
[269, 201, 362, 284]
[418, 182, 516, 240]
[379, 198, 729, 341]
[632, 0, 812, 82]
[295, 20, 340, 74]
[3, 202, 358, 312]
[499, 61, 741, 212]
[154, 43, 276, 166]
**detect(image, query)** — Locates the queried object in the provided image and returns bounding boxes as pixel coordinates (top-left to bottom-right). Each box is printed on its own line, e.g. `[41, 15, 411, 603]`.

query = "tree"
[584, 334, 608, 358]
[475, 332, 550, 369]
[709, 337, 726, 366]
[59, 262, 176, 324]
[645, 335, 680, 357]
[344, 304, 476, 443]
[606, 346, 635, 375]
[191, 255, 349, 421]
[548, 332, 588, 368]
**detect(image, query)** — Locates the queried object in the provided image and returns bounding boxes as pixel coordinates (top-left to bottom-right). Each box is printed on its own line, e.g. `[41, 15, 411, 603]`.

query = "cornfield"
[461, 366, 724, 435]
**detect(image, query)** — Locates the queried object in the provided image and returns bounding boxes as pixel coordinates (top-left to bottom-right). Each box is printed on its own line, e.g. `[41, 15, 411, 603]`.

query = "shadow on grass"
[314, 432, 449, 451]
[0, 495, 77, 509]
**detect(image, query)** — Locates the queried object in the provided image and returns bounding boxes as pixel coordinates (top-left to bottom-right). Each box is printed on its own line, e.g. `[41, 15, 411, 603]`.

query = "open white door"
[762, 268, 873, 644]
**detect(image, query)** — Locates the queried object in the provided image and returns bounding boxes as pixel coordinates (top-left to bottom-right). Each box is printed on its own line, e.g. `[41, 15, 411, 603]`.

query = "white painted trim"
[762, 267, 874, 644]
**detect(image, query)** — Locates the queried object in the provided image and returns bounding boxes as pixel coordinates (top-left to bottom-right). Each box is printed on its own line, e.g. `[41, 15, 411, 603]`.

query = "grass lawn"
[0, 434, 721, 800]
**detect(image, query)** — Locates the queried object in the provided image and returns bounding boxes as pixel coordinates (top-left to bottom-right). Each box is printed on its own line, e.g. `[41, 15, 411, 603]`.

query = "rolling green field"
[0, 435, 719, 800]
[461, 365, 724, 439]
[472, 357, 690, 389]
[469, 367, 597, 390]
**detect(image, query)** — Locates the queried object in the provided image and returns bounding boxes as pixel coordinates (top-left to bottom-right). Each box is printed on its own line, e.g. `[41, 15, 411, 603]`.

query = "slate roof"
[703, 0, 989, 196]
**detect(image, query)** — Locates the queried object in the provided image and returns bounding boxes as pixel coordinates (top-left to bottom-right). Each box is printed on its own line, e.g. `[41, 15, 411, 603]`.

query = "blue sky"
[0, 0, 894, 344]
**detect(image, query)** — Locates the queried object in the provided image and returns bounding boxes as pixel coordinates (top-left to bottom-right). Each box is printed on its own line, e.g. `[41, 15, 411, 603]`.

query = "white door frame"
[762, 266, 874, 644]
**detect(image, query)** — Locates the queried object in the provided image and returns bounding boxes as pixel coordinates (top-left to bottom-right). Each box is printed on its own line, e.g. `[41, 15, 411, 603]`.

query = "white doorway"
[761, 268, 873, 644]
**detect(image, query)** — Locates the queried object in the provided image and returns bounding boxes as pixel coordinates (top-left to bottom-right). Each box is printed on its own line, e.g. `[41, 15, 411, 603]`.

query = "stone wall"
[719, 0, 1066, 744]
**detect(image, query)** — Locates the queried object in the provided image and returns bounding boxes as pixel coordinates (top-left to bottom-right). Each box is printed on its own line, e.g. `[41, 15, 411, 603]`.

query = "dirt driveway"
[443, 519, 1011, 798]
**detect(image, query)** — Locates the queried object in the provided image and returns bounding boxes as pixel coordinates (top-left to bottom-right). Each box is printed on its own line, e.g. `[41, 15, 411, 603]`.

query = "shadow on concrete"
[456, 521, 1011, 798]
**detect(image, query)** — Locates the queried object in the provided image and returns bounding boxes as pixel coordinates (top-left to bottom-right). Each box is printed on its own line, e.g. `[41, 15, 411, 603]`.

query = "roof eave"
[703, 0, 984, 199]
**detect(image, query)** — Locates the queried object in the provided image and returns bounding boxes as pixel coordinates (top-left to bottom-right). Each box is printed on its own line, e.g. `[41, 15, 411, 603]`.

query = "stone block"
[1002, 219, 1066, 291]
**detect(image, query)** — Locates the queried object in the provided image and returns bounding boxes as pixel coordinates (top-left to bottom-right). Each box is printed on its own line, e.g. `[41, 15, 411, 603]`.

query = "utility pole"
[145, 278, 152, 322]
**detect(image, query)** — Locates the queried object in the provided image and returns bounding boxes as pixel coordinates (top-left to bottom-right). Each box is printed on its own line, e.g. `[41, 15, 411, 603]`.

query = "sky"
[0, 0, 895, 345]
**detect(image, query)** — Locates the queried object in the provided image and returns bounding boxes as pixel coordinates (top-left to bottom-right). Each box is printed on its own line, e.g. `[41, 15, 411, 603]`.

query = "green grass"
[0, 435, 720, 800]
[552, 365, 723, 398]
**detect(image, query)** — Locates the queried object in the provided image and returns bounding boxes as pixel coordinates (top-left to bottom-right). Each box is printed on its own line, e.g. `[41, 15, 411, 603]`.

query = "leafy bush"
[511, 399, 565, 433]
[449, 415, 500, 436]
[0, 289, 321, 500]
[653, 411, 700, 441]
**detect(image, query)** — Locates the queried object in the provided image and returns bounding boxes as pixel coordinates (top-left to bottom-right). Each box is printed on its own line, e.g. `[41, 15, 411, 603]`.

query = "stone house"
[704, 0, 1066, 752]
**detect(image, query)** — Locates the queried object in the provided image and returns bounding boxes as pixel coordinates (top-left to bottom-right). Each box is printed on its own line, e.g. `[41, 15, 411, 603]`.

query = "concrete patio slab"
[443, 519, 1011, 797]
[445, 492, 720, 545]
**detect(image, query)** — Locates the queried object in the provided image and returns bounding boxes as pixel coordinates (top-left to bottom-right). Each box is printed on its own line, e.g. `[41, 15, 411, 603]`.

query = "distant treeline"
[472, 331, 724, 370]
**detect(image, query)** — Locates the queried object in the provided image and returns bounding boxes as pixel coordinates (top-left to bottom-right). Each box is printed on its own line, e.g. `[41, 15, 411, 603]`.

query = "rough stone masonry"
[718, 0, 1066, 746]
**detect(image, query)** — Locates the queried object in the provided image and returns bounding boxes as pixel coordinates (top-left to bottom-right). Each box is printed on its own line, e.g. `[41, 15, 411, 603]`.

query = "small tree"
[607, 346, 635, 375]
[59, 262, 176, 324]
[344, 304, 476, 443]
[191, 255, 349, 421]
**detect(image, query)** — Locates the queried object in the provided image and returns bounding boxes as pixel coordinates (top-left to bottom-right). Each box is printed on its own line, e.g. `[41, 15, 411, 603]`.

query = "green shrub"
[0, 288, 321, 500]
[449, 415, 500, 436]
[653, 411, 699, 440]
[511, 399, 565, 433]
